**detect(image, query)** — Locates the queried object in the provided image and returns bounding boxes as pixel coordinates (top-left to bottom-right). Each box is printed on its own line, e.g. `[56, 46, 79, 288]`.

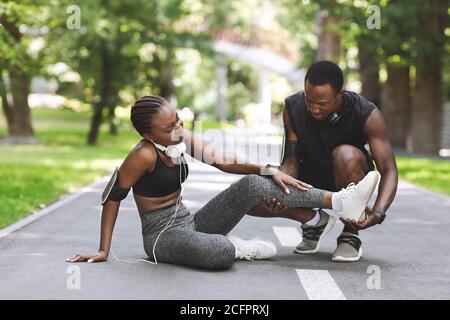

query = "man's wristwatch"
[372, 209, 386, 224]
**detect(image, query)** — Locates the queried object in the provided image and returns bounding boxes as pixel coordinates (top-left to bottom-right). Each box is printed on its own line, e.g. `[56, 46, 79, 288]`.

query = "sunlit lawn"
[396, 156, 450, 196]
[0, 107, 139, 228]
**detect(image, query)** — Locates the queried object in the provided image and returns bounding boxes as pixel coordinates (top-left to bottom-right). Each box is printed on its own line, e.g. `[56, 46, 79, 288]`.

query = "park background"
[0, 0, 449, 229]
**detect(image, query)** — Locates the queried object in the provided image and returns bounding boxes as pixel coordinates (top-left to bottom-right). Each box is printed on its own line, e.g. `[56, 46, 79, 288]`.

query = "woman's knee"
[232, 174, 254, 193]
[232, 174, 273, 204]
[204, 255, 234, 270]
[198, 239, 235, 270]
[240, 174, 268, 192]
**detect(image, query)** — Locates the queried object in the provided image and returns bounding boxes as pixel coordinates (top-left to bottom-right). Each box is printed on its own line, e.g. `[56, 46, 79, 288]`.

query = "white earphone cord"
[110, 154, 187, 265]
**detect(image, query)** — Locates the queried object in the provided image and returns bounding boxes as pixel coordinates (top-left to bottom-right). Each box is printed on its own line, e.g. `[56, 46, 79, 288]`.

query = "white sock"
[305, 209, 321, 225]
[227, 235, 243, 259]
[234, 248, 240, 259]
[331, 190, 343, 211]
[322, 208, 341, 218]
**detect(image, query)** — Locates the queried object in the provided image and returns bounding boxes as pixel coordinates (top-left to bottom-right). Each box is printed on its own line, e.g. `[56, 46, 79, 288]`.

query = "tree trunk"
[107, 102, 118, 135]
[316, 10, 341, 62]
[0, 14, 34, 138]
[381, 64, 410, 149]
[160, 46, 174, 101]
[87, 103, 103, 145]
[358, 37, 381, 108]
[9, 68, 34, 137]
[107, 36, 123, 136]
[408, 0, 447, 154]
[0, 72, 13, 134]
[87, 42, 110, 145]
[192, 111, 199, 131]
[409, 61, 443, 154]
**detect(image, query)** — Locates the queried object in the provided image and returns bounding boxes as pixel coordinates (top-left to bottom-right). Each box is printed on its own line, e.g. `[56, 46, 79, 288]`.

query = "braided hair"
[130, 96, 168, 136]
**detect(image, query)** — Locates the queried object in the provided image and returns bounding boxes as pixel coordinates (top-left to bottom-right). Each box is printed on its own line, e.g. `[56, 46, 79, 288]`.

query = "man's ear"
[336, 90, 344, 106]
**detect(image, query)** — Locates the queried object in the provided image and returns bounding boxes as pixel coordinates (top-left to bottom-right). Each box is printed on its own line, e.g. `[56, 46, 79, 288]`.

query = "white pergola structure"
[213, 40, 305, 123]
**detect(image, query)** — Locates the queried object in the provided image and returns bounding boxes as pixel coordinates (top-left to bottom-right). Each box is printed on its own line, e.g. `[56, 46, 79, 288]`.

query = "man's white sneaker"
[227, 235, 277, 260]
[338, 171, 380, 222]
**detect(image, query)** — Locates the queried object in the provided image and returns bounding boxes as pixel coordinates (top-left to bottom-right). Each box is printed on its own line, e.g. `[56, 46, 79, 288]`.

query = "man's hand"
[261, 196, 288, 215]
[340, 207, 383, 232]
[65, 250, 108, 263]
[270, 168, 313, 193]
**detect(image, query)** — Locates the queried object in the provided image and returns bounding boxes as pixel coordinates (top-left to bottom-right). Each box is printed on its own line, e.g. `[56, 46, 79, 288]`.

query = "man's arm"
[280, 107, 300, 178]
[365, 108, 398, 215]
[345, 108, 398, 230]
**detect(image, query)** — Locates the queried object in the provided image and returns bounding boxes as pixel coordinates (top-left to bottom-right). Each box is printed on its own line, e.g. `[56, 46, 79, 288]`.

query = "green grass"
[0, 107, 235, 229]
[396, 156, 450, 196]
[0, 107, 140, 228]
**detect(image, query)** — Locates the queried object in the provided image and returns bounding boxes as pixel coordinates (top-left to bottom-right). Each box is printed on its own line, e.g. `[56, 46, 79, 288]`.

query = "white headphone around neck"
[151, 140, 186, 159]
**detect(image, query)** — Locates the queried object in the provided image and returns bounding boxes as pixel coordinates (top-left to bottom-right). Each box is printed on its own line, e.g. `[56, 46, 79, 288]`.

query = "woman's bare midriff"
[134, 189, 182, 218]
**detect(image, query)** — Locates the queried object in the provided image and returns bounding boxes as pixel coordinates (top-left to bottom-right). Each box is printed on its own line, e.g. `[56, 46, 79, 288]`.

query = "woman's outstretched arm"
[183, 128, 312, 193]
[66, 144, 156, 263]
[97, 200, 120, 260]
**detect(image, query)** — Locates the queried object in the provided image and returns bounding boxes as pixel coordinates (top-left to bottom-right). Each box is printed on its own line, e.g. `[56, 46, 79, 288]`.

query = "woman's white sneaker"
[227, 235, 277, 260]
[337, 171, 380, 222]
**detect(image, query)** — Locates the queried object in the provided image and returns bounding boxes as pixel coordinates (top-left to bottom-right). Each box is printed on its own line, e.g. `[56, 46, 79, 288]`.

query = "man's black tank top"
[285, 90, 376, 177]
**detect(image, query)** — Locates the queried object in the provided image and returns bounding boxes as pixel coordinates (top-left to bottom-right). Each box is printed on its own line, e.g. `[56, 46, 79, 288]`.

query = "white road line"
[272, 226, 302, 247]
[296, 269, 346, 300]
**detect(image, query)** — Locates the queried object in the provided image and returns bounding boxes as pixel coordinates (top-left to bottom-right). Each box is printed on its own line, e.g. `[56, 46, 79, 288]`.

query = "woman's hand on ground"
[270, 169, 313, 193]
[65, 250, 108, 263]
[261, 196, 288, 214]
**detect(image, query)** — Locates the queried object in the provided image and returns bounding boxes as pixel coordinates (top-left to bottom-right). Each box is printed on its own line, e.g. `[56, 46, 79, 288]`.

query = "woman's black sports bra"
[132, 144, 189, 197]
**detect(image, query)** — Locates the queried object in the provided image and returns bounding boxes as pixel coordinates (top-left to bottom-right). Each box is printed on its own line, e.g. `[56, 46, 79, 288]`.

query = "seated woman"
[66, 96, 379, 270]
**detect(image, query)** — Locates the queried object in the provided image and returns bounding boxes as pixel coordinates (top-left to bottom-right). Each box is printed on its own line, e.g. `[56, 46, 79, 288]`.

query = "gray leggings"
[141, 174, 326, 270]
